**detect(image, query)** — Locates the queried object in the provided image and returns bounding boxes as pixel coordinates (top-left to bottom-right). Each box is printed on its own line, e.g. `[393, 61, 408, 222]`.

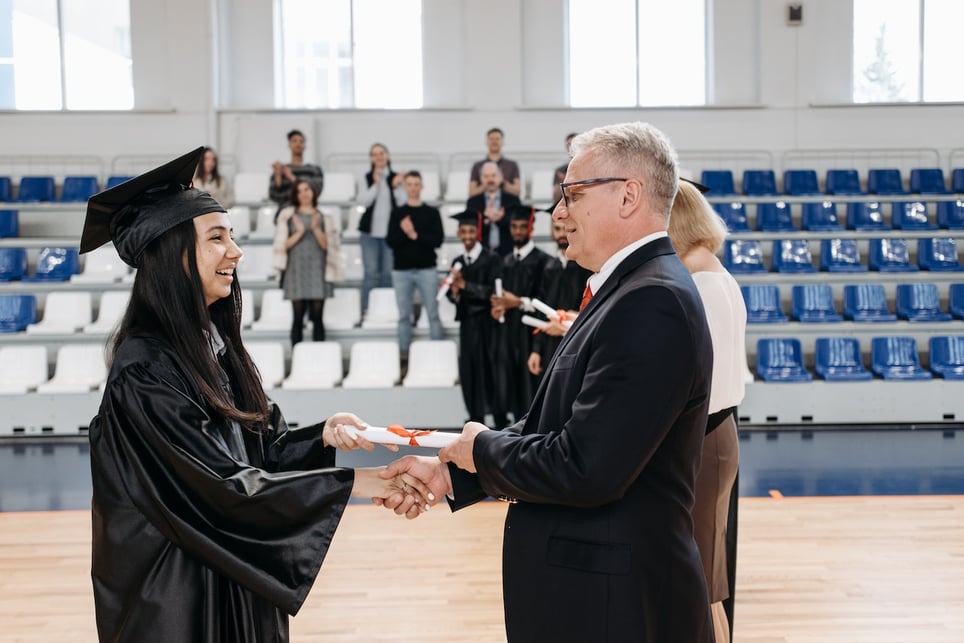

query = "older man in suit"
[465, 161, 522, 257]
[384, 122, 715, 642]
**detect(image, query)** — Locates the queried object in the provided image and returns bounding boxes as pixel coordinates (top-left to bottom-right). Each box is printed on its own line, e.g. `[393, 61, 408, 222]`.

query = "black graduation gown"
[492, 247, 551, 422]
[89, 335, 354, 643]
[448, 250, 501, 423]
[531, 256, 592, 381]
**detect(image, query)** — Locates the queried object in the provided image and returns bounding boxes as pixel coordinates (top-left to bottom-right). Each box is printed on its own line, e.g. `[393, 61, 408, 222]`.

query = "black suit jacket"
[465, 190, 521, 257]
[449, 237, 715, 642]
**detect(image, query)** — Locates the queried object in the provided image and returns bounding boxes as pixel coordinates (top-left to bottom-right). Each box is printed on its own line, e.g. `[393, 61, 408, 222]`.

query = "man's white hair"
[570, 122, 679, 218]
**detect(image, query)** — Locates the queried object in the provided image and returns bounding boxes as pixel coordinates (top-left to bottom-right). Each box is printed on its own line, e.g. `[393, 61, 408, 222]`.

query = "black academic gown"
[89, 335, 354, 643]
[448, 250, 501, 423]
[492, 246, 551, 423]
[530, 255, 592, 381]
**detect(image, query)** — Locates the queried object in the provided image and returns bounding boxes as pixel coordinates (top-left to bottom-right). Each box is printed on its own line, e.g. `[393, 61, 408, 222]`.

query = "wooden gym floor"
[1, 495, 962, 642]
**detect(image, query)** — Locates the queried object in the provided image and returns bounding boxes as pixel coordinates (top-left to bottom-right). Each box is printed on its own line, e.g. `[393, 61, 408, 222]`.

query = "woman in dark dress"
[81, 148, 430, 643]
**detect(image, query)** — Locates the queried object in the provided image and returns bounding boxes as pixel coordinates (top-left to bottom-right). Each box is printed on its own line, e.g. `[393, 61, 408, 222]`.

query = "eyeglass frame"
[558, 177, 629, 207]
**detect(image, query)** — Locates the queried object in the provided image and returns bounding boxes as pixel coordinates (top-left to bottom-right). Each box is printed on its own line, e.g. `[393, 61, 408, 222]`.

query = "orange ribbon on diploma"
[386, 424, 436, 446]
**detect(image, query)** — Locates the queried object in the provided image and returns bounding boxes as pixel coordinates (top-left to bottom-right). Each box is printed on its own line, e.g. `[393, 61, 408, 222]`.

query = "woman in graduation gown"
[81, 147, 430, 643]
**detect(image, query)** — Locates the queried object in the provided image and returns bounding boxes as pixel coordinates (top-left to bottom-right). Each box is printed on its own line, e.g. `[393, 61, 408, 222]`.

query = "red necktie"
[579, 284, 593, 311]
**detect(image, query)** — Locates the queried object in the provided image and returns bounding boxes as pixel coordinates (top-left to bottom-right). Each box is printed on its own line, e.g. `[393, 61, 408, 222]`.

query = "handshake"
[322, 413, 489, 520]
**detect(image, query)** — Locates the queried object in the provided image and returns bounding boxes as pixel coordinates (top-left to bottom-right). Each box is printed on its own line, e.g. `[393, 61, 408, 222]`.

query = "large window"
[567, 0, 706, 108]
[276, 0, 423, 109]
[0, 0, 132, 110]
[853, 0, 964, 103]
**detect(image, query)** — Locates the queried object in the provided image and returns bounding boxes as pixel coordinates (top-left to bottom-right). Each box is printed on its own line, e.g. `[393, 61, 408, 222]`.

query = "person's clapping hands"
[323, 412, 398, 453]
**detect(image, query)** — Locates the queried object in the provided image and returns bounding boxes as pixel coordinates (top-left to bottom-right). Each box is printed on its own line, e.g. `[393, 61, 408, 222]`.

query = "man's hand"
[438, 422, 488, 473]
[501, 290, 521, 310]
[323, 412, 398, 452]
[379, 456, 452, 515]
[400, 215, 417, 240]
[484, 205, 505, 223]
[527, 352, 542, 376]
[391, 174, 404, 188]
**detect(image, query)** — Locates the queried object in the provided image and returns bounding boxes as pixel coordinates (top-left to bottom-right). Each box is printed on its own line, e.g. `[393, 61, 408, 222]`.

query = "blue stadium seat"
[772, 239, 816, 273]
[756, 201, 795, 231]
[792, 284, 842, 322]
[950, 284, 964, 319]
[0, 210, 18, 238]
[845, 201, 887, 230]
[0, 294, 37, 332]
[741, 285, 788, 323]
[0, 247, 27, 281]
[723, 240, 767, 274]
[929, 336, 964, 380]
[871, 336, 932, 380]
[820, 239, 867, 272]
[867, 169, 907, 195]
[814, 337, 873, 381]
[868, 238, 918, 272]
[917, 238, 962, 272]
[756, 338, 812, 382]
[843, 284, 897, 322]
[909, 168, 948, 194]
[801, 201, 841, 231]
[742, 170, 778, 196]
[59, 176, 99, 202]
[937, 200, 964, 229]
[892, 201, 936, 230]
[712, 202, 749, 231]
[105, 175, 134, 189]
[0, 177, 11, 202]
[700, 170, 736, 196]
[23, 247, 80, 282]
[953, 169, 964, 193]
[783, 169, 820, 195]
[16, 176, 55, 202]
[895, 283, 951, 321]
[825, 169, 863, 195]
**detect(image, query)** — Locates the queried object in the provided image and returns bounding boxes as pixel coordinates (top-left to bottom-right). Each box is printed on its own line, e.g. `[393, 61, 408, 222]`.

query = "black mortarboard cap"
[81, 146, 225, 267]
[680, 177, 711, 194]
[450, 209, 484, 241]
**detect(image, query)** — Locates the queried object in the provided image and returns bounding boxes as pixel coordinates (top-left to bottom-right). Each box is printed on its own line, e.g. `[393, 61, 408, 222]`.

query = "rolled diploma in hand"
[495, 278, 505, 323]
[342, 424, 458, 448]
[436, 261, 464, 301]
[521, 314, 549, 329]
[531, 298, 560, 320]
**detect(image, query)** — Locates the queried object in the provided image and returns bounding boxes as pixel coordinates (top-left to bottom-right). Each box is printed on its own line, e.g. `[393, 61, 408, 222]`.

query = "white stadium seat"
[444, 170, 470, 202]
[282, 341, 343, 389]
[323, 172, 356, 202]
[528, 169, 556, 203]
[250, 205, 279, 240]
[237, 245, 276, 282]
[245, 341, 285, 389]
[361, 288, 398, 329]
[323, 288, 361, 330]
[84, 291, 131, 334]
[240, 289, 255, 328]
[71, 245, 129, 284]
[228, 205, 252, 238]
[340, 243, 363, 281]
[402, 340, 459, 387]
[420, 171, 441, 202]
[0, 346, 48, 394]
[417, 293, 459, 330]
[251, 289, 292, 332]
[26, 292, 92, 335]
[36, 344, 106, 393]
[342, 341, 400, 388]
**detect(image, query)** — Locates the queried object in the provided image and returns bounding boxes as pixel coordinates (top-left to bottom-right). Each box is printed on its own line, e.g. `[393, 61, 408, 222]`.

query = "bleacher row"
[0, 339, 459, 396]
[725, 238, 963, 273]
[702, 167, 964, 198]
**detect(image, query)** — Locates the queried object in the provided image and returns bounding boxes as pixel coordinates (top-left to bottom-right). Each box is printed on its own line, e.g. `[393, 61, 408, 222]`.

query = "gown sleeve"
[96, 360, 354, 615]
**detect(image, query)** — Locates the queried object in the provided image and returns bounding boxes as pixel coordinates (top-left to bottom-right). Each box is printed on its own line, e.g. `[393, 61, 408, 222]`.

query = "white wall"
[0, 0, 962, 176]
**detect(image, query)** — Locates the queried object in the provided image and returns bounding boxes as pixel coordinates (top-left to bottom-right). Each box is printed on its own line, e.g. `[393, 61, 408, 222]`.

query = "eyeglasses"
[559, 177, 629, 207]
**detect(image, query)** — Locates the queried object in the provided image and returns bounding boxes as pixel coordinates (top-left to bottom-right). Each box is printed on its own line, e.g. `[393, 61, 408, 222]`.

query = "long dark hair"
[288, 178, 319, 208]
[109, 219, 269, 430]
[195, 146, 222, 184]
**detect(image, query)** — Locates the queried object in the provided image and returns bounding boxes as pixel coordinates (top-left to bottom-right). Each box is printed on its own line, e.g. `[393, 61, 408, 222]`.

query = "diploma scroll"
[436, 261, 464, 301]
[521, 315, 549, 330]
[494, 278, 505, 323]
[343, 424, 458, 448]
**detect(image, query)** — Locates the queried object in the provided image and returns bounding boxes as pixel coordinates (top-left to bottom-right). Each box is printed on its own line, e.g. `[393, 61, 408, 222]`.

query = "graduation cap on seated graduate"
[81, 146, 225, 268]
[450, 209, 485, 241]
[507, 203, 554, 237]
